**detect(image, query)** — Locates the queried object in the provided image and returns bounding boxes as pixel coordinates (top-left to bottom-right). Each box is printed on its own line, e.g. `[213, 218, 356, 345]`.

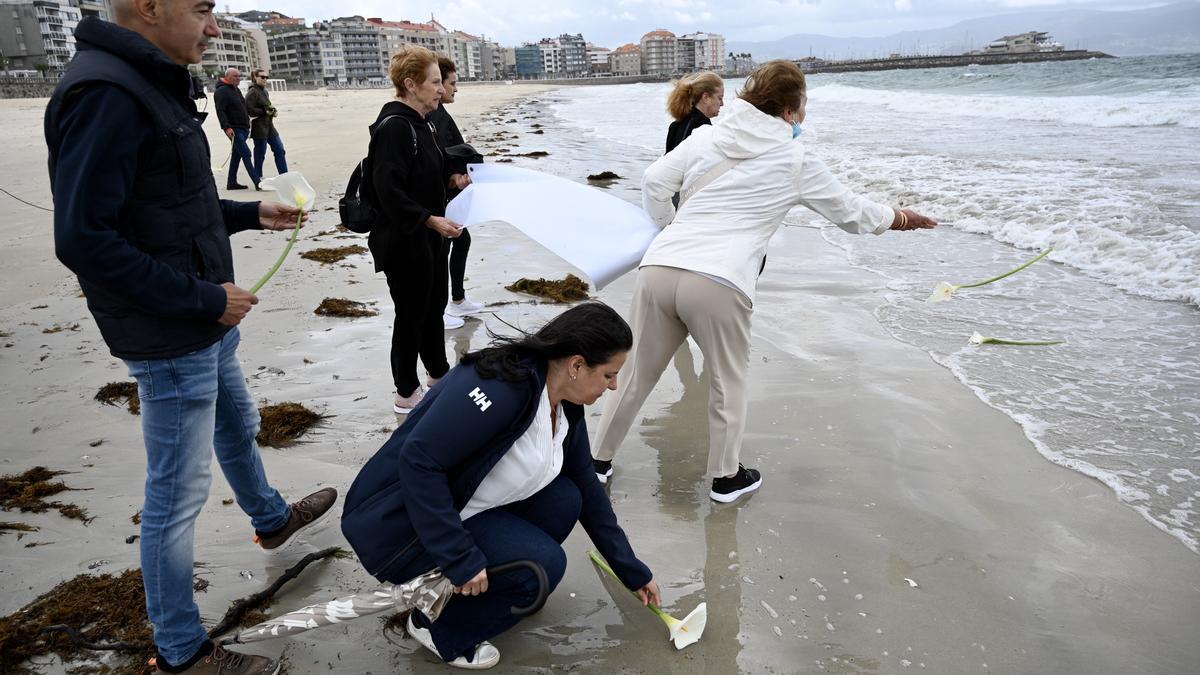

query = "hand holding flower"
[258, 202, 308, 231]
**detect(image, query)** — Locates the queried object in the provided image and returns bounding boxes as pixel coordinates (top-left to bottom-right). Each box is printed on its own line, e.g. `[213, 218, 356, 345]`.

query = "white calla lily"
[588, 550, 707, 650]
[926, 281, 959, 303]
[927, 249, 1052, 303]
[655, 602, 707, 649]
[249, 172, 315, 294]
[259, 172, 316, 209]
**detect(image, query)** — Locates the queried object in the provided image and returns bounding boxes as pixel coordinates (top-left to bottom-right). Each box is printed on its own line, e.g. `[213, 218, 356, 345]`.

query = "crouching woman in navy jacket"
[342, 302, 661, 669]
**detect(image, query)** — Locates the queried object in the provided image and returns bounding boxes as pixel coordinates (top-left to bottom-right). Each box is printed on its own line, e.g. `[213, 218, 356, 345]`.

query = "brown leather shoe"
[151, 642, 279, 674]
[253, 487, 337, 551]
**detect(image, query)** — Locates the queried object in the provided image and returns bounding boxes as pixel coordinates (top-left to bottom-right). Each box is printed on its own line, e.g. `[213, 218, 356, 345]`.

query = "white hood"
[710, 98, 792, 160]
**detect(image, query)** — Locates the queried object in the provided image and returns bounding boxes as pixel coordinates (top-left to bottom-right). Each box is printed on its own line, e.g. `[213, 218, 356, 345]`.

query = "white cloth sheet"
[446, 164, 662, 289]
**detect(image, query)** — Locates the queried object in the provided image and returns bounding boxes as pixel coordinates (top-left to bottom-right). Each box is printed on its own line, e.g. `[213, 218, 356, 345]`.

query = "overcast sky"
[221, 1, 1178, 47]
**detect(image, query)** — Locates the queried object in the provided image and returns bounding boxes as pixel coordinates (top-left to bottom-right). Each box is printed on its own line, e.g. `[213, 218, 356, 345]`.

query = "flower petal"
[670, 603, 707, 650]
[968, 332, 986, 345]
[926, 281, 957, 303]
[260, 171, 316, 210]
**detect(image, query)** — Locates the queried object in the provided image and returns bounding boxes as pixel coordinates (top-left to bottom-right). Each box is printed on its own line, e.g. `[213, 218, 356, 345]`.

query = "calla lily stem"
[249, 207, 303, 294]
[588, 550, 662, 612]
[959, 248, 1052, 289]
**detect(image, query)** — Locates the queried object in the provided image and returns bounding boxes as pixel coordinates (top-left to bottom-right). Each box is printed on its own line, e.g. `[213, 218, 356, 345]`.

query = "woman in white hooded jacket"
[592, 60, 937, 503]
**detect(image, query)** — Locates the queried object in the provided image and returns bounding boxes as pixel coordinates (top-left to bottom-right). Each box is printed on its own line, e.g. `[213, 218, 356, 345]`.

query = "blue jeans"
[226, 128, 260, 187]
[124, 328, 290, 666]
[252, 131, 288, 178]
[389, 475, 580, 661]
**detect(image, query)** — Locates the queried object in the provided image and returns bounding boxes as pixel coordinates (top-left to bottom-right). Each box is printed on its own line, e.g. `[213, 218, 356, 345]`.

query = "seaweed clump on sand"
[587, 171, 622, 182]
[513, 151, 549, 158]
[256, 403, 328, 448]
[300, 245, 368, 264]
[505, 274, 590, 303]
[314, 298, 378, 318]
[0, 467, 91, 523]
[95, 381, 140, 415]
[0, 569, 152, 675]
[0, 522, 38, 537]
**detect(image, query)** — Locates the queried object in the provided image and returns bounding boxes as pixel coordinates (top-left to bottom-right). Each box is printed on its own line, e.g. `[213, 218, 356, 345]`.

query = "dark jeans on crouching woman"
[385, 474, 581, 662]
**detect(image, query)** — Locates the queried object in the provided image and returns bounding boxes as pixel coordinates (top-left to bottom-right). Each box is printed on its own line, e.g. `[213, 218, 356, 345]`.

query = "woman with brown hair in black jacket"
[369, 45, 470, 413]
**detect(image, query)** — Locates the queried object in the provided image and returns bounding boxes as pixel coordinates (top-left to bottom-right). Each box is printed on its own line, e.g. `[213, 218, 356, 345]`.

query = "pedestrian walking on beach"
[342, 303, 660, 670]
[665, 71, 724, 153]
[44, 3, 337, 673]
[428, 56, 484, 330]
[244, 68, 287, 179]
[215, 66, 260, 190]
[592, 60, 937, 502]
[367, 45, 468, 414]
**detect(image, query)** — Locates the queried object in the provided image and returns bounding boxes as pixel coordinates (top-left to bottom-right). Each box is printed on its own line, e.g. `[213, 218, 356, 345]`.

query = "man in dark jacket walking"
[215, 66, 260, 190]
[45, 2, 336, 673]
[244, 69, 287, 179]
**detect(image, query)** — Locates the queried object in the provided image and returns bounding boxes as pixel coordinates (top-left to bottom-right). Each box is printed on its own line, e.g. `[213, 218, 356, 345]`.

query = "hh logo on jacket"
[468, 387, 492, 412]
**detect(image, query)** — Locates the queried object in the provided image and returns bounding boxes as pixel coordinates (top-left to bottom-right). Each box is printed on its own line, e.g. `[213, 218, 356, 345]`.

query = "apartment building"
[514, 42, 542, 79]
[0, 0, 80, 73]
[608, 43, 641, 77]
[326, 16, 384, 84]
[586, 44, 611, 75]
[267, 24, 345, 86]
[639, 29, 676, 75]
[677, 31, 725, 71]
[192, 15, 261, 77]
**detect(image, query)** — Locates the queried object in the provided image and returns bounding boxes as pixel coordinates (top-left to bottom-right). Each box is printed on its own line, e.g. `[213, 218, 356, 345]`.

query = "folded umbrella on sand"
[223, 560, 548, 645]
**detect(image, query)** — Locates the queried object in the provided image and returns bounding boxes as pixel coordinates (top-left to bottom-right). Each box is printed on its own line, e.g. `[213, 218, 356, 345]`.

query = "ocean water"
[532, 53, 1200, 554]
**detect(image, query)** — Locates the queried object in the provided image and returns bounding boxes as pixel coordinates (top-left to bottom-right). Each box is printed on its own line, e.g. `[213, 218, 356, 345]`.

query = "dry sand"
[1, 83, 1198, 674]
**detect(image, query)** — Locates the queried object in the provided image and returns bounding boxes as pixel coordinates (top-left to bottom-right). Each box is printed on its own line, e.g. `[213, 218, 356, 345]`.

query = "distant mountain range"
[726, 1, 1200, 60]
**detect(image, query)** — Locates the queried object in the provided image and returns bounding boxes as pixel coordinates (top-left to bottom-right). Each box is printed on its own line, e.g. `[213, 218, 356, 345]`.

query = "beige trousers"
[594, 265, 753, 477]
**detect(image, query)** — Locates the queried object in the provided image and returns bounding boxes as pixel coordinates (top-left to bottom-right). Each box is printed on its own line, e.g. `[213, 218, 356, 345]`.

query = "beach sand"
[1, 83, 1197, 673]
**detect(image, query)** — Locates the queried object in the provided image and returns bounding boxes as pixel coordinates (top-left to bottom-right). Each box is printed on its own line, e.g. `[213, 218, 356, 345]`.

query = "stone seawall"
[0, 79, 57, 99]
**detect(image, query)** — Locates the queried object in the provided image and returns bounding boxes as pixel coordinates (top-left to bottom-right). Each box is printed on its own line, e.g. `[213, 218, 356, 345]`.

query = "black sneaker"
[593, 459, 613, 484]
[226, 182, 248, 190]
[254, 487, 338, 551]
[710, 465, 762, 503]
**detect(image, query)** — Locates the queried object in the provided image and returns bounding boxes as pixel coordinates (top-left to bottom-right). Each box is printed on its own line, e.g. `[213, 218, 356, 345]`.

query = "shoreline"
[2, 84, 1198, 673]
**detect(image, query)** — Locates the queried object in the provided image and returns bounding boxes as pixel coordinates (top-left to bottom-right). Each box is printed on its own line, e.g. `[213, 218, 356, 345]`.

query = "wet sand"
[1, 84, 1198, 674]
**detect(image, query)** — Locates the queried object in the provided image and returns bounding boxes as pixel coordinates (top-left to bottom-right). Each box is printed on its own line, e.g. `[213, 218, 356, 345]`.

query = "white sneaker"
[446, 297, 485, 317]
[407, 614, 500, 669]
[394, 388, 425, 414]
[443, 313, 466, 329]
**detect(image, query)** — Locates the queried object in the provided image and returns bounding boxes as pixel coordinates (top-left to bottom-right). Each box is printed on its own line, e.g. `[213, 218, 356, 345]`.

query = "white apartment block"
[326, 16, 384, 84]
[677, 31, 725, 72]
[639, 29, 676, 75]
[586, 43, 610, 74]
[0, 0, 81, 73]
[267, 25, 345, 86]
[194, 15, 261, 77]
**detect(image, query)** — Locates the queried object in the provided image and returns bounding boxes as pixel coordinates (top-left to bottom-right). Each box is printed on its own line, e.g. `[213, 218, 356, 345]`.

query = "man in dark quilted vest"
[44, 2, 336, 673]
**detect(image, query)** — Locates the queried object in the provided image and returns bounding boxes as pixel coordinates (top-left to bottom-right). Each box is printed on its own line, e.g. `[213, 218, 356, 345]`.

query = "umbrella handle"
[486, 560, 548, 617]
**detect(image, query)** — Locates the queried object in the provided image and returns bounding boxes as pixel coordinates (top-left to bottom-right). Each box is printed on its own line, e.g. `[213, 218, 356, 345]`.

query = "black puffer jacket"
[214, 80, 249, 130]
